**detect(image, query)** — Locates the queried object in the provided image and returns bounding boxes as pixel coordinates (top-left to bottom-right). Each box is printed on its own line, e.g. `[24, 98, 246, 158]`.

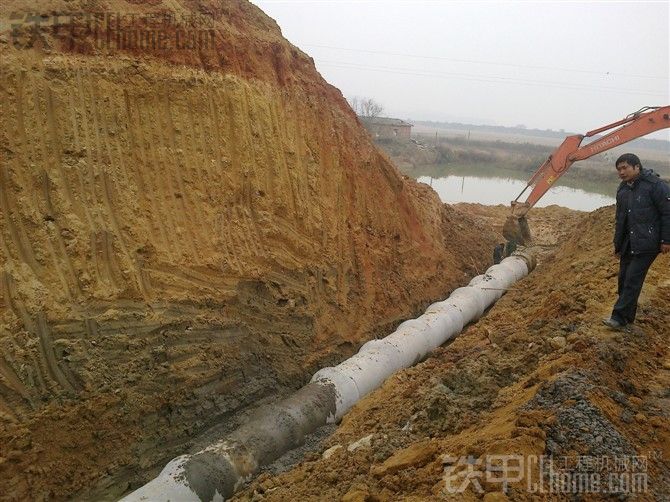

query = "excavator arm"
[503, 106, 670, 244]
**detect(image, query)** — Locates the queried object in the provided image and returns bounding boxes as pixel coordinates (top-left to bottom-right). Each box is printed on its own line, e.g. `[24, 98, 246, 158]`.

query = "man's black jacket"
[614, 168, 670, 255]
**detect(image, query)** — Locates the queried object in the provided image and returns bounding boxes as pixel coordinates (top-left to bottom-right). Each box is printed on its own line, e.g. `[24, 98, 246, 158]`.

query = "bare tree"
[360, 98, 384, 118]
[347, 96, 384, 118]
[347, 96, 361, 115]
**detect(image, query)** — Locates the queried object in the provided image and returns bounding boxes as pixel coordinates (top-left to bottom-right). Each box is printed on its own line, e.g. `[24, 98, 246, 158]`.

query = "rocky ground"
[234, 205, 670, 501]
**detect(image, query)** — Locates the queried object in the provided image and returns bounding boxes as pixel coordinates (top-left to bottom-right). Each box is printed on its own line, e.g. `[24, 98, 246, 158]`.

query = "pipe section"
[121, 382, 338, 501]
[122, 253, 534, 501]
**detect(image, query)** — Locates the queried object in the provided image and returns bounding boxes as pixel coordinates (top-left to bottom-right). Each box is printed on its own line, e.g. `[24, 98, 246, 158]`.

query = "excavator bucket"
[502, 215, 532, 246]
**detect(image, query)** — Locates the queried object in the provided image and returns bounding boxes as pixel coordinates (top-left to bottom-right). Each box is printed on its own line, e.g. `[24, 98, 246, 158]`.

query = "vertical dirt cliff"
[0, 1, 498, 499]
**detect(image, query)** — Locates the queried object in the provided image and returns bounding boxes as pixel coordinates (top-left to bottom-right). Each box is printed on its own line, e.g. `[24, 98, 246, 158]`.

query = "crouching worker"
[603, 153, 670, 330]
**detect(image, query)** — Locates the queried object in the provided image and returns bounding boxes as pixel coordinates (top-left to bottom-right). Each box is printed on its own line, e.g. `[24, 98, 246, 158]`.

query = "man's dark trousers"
[611, 251, 658, 324]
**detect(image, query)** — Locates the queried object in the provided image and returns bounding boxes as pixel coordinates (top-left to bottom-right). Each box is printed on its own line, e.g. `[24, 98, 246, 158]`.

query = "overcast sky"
[251, 0, 669, 139]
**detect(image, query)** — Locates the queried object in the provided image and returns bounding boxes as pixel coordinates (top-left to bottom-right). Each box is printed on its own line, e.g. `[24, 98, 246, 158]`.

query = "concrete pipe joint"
[121, 253, 534, 502]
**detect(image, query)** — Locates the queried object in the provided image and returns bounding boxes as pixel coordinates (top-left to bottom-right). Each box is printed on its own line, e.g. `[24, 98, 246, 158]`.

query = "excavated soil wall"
[0, 1, 497, 499]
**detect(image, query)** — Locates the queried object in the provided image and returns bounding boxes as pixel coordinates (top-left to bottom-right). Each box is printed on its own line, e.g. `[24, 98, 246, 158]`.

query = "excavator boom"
[503, 106, 670, 245]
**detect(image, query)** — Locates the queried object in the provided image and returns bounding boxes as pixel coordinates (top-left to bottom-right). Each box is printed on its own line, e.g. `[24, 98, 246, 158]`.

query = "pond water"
[418, 175, 615, 211]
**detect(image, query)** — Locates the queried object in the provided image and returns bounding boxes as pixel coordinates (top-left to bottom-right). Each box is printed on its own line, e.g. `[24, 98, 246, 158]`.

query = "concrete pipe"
[121, 253, 534, 502]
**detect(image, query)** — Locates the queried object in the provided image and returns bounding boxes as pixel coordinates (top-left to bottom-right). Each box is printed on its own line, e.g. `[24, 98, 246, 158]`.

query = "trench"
[121, 252, 536, 501]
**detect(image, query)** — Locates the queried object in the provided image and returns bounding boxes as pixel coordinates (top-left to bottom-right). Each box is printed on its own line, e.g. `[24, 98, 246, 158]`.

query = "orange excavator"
[502, 105, 670, 246]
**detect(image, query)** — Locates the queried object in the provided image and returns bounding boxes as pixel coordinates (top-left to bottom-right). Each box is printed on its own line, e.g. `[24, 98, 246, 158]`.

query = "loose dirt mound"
[455, 203, 583, 253]
[0, 1, 501, 499]
[235, 206, 670, 501]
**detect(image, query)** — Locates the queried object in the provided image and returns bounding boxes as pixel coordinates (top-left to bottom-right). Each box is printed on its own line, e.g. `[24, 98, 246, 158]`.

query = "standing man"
[603, 153, 670, 330]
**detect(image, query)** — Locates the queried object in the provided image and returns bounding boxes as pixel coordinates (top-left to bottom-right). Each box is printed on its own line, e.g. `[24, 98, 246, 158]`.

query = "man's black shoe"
[602, 318, 629, 331]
